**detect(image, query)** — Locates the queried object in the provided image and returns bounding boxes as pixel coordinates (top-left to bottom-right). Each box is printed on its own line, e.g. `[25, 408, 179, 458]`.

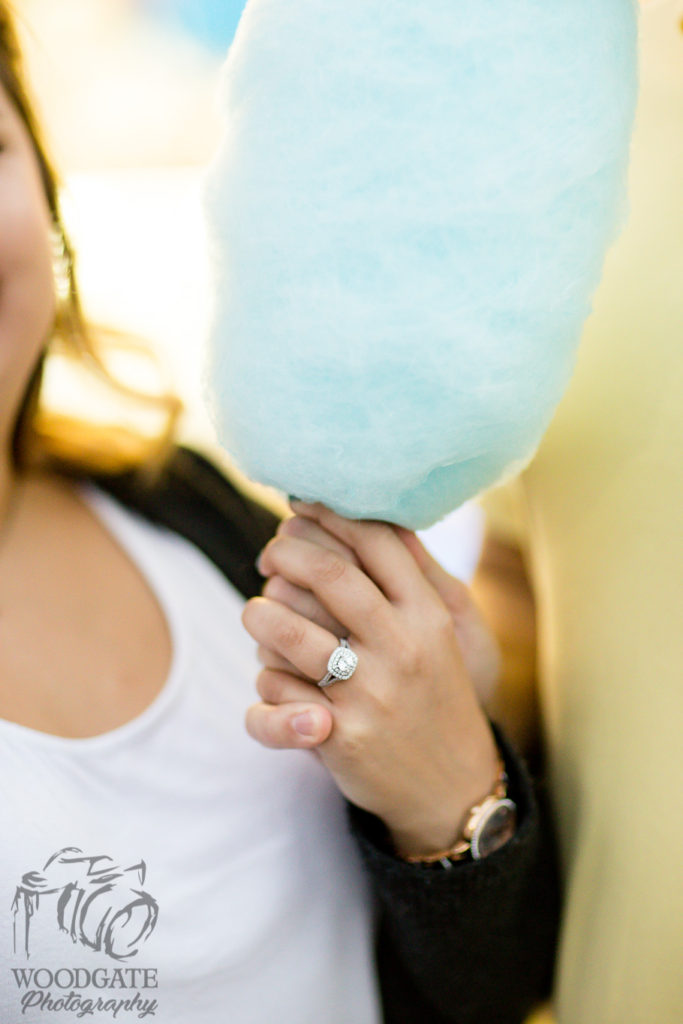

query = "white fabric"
[0, 485, 380, 1024]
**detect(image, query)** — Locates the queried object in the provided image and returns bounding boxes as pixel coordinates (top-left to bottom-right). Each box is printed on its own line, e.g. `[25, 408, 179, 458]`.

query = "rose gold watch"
[401, 756, 517, 869]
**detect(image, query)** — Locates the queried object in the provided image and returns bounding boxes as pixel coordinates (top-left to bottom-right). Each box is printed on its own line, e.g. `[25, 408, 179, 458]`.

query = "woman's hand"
[241, 500, 501, 857]
[258, 511, 501, 705]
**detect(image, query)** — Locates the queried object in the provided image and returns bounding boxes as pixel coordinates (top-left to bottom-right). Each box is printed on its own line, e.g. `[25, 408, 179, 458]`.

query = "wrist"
[392, 735, 517, 865]
[387, 725, 501, 858]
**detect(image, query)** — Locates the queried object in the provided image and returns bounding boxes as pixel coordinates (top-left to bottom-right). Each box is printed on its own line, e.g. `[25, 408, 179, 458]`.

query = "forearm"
[349, 724, 561, 1024]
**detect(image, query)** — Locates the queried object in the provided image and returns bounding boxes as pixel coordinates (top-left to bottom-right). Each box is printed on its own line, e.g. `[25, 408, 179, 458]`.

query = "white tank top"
[0, 483, 380, 1024]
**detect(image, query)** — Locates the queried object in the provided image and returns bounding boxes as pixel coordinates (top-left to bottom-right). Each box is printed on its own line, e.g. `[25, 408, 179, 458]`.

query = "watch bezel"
[470, 797, 517, 860]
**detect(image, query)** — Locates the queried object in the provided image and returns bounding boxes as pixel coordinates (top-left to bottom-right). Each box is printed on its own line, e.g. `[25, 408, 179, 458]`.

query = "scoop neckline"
[0, 481, 189, 753]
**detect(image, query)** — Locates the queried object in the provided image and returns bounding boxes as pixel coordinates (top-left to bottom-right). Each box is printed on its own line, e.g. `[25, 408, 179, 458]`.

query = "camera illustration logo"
[11, 847, 159, 962]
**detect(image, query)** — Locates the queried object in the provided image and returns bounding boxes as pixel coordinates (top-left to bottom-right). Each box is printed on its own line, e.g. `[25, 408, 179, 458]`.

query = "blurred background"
[12, 0, 484, 579]
[14, 0, 243, 450]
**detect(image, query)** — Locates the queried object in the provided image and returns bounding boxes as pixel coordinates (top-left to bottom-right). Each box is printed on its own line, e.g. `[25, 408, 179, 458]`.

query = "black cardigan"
[93, 446, 560, 1024]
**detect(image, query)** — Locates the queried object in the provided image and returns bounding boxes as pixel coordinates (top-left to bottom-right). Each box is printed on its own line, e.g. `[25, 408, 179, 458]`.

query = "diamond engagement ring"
[317, 638, 358, 689]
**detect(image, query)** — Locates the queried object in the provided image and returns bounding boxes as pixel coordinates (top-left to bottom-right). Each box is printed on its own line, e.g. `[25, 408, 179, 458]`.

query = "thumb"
[246, 701, 334, 750]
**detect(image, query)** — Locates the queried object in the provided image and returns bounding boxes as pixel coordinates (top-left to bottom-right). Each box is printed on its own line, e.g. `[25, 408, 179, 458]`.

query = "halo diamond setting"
[327, 642, 358, 680]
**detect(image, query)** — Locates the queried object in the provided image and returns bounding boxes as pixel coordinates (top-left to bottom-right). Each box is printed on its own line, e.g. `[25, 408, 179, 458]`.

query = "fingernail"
[291, 712, 317, 737]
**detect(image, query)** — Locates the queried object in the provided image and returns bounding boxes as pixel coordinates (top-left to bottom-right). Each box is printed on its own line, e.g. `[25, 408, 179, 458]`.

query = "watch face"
[471, 799, 517, 860]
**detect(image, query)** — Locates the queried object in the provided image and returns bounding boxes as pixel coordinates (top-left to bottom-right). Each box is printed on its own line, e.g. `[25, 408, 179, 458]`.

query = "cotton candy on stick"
[203, 0, 638, 529]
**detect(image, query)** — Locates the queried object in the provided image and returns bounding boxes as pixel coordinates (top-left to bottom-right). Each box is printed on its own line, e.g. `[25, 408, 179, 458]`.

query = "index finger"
[288, 500, 435, 608]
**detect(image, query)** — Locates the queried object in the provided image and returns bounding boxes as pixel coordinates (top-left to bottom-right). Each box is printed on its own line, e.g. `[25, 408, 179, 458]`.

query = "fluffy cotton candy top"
[203, 0, 638, 528]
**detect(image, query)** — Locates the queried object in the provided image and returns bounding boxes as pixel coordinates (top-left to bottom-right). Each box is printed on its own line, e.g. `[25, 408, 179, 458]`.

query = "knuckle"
[258, 536, 288, 571]
[335, 720, 369, 762]
[262, 575, 287, 601]
[275, 620, 306, 651]
[311, 549, 347, 586]
[256, 669, 283, 703]
[393, 635, 423, 675]
[241, 596, 265, 630]
[255, 671, 270, 701]
[259, 536, 279, 560]
[276, 516, 301, 538]
[365, 679, 395, 718]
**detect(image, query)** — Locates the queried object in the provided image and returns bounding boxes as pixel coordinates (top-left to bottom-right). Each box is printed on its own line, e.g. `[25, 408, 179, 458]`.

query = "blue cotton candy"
[202, 0, 638, 528]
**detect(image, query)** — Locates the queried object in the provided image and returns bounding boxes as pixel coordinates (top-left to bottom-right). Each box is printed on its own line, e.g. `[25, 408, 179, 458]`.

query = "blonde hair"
[1, 2, 182, 482]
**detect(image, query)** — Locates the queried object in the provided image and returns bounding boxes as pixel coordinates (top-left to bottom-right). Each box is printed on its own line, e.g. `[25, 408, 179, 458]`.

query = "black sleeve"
[347, 724, 561, 1024]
